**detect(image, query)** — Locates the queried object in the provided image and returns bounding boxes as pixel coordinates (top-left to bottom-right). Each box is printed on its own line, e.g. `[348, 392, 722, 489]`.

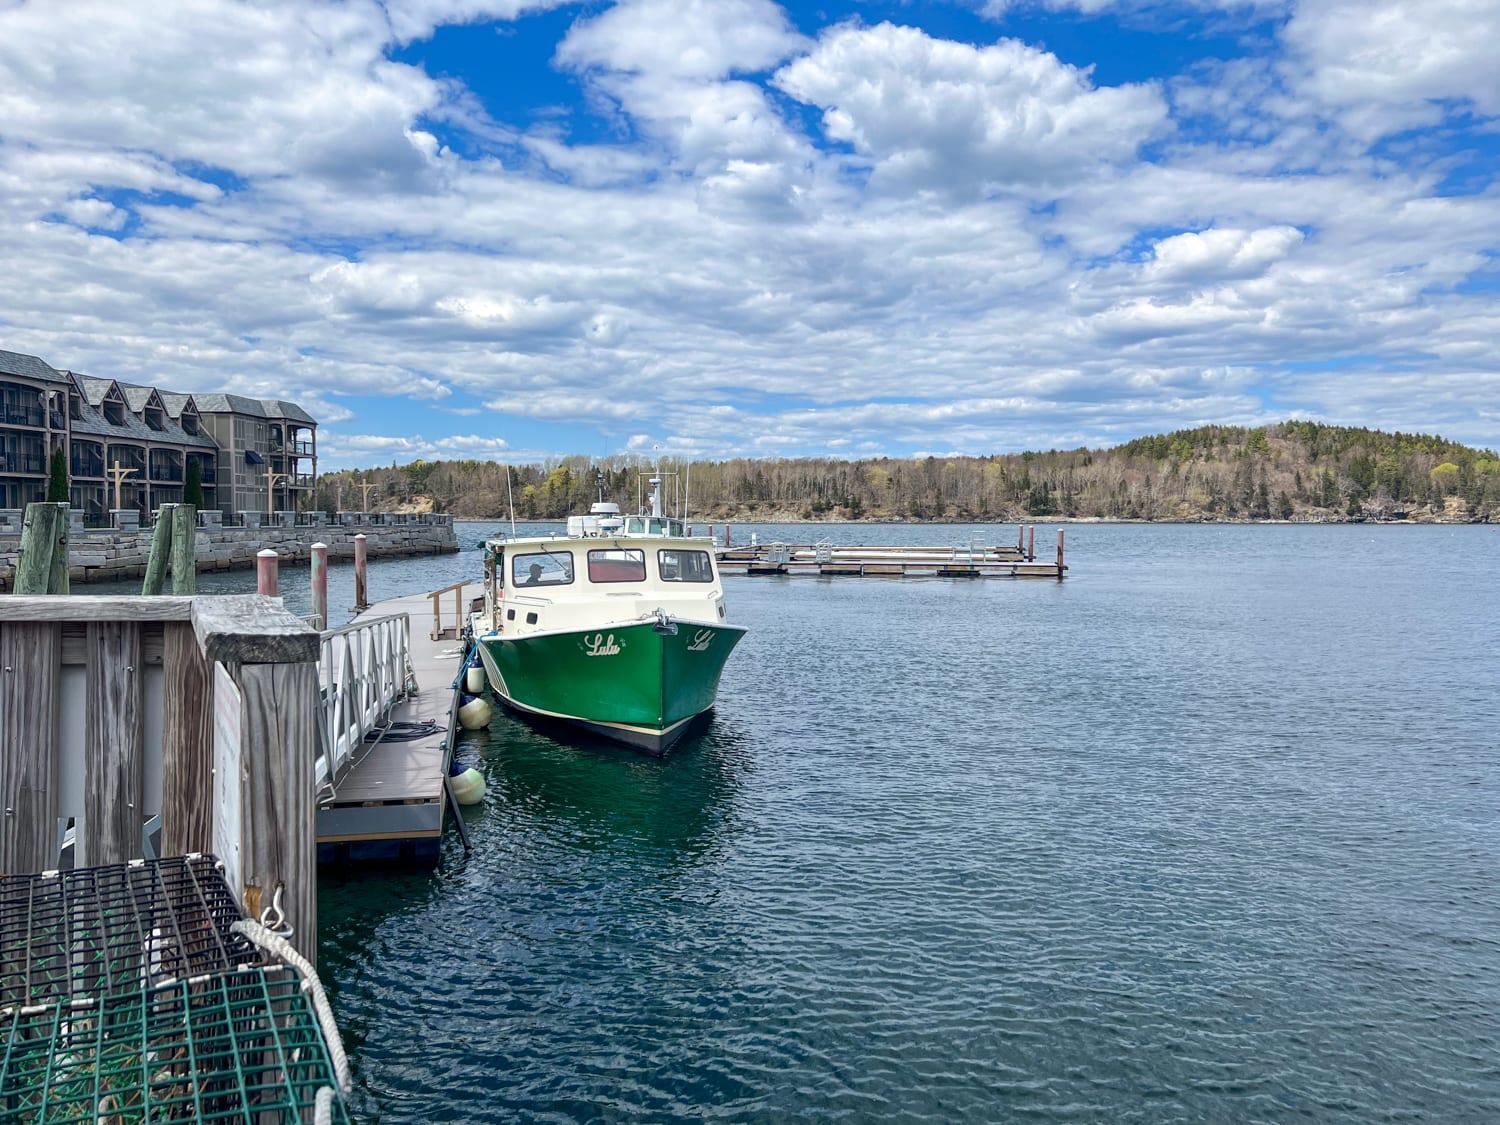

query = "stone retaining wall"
[0, 522, 460, 587]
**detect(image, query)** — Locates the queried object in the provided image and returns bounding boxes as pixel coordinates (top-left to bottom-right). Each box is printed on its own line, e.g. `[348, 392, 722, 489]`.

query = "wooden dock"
[315, 582, 478, 865]
[717, 527, 1068, 579]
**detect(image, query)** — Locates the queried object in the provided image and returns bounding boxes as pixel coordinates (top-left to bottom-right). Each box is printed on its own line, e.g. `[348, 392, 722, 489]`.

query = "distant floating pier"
[716, 527, 1067, 579]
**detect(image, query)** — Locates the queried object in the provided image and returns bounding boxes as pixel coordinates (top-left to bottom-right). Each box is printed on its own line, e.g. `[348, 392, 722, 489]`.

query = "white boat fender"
[449, 766, 486, 805]
[465, 663, 485, 693]
[457, 693, 492, 730]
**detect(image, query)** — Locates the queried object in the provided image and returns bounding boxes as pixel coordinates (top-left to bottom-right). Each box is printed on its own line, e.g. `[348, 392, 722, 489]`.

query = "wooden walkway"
[315, 583, 479, 863]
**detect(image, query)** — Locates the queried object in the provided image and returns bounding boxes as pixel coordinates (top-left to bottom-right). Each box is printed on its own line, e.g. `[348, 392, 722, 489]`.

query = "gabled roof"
[0, 348, 70, 385]
[66, 372, 218, 449]
[191, 392, 266, 416]
[117, 382, 166, 414]
[191, 393, 317, 426]
[78, 375, 121, 408]
[160, 392, 198, 419]
[265, 399, 316, 425]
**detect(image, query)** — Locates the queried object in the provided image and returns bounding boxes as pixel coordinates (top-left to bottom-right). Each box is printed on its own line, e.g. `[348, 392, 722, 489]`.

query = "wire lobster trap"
[0, 855, 257, 1010]
[0, 856, 350, 1124]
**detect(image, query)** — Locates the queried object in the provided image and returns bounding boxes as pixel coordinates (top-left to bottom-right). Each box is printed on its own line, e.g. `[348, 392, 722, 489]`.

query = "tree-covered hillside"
[319, 423, 1500, 523]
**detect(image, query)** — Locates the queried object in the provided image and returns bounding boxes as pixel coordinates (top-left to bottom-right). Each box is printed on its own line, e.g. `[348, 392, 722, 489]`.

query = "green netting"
[0, 964, 349, 1124]
[0, 856, 257, 1010]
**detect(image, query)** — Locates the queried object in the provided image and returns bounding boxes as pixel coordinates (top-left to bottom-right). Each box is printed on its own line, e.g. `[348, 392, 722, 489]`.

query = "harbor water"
[158, 523, 1500, 1120]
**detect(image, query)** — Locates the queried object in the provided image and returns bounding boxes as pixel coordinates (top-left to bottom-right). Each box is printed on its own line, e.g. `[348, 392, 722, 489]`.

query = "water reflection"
[480, 706, 752, 869]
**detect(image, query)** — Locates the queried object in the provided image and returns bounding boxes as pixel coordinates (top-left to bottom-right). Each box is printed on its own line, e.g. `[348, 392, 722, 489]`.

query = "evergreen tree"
[46, 447, 68, 503]
[1278, 491, 1294, 520]
[184, 458, 204, 508]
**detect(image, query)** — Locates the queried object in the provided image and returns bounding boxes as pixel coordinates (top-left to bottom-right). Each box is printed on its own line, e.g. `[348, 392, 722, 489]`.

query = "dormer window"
[182, 413, 199, 435]
[103, 399, 124, 425]
[69, 395, 82, 421]
[145, 407, 164, 431]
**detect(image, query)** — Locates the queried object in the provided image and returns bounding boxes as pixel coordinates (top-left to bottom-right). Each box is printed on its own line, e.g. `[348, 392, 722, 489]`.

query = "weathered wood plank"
[141, 504, 174, 595]
[14, 503, 62, 595]
[47, 503, 69, 595]
[193, 596, 320, 665]
[83, 621, 144, 866]
[0, 622, 60, 873]
[161, 621, 213, 856]
[171, 504, 197, 595]
[237, 661, 319, 962]
[0, 597, 195, 624]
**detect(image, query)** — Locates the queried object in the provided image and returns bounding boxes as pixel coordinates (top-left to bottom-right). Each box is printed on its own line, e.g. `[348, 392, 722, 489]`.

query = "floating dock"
[716, 527, 1067, 579]
[315, 581, 479, 865]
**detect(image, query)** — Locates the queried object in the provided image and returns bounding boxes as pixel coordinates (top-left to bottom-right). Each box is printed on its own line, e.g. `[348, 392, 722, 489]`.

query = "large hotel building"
[0, 347, 317, 521]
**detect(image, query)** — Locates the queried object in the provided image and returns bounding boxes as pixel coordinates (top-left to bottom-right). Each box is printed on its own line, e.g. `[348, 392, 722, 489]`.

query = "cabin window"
[511, 551, 573, 587]
[658, 549, 714, 583]
[587, 548, 646, 583]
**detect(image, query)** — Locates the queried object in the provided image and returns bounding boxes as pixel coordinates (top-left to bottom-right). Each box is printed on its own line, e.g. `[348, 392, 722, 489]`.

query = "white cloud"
[1283, 0, 1500, 139]
[774, 22, 1169, 195]
[1145, 225, 1305, 281]
[556, 0, 806, 81]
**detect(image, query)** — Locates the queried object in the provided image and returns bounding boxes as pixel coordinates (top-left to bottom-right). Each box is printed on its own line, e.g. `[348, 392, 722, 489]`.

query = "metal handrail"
[315, 612, 415, 790]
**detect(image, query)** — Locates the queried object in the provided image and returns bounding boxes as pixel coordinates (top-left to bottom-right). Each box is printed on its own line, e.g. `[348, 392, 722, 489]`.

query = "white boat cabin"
[479, 534, 729, 637]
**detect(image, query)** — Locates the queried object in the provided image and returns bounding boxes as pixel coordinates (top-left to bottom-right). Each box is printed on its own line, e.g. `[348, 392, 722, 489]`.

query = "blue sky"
[1, 0, 1497, 469]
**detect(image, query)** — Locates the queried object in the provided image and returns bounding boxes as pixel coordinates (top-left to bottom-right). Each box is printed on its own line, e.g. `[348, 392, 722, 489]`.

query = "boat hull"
[474, 618, 746, 754]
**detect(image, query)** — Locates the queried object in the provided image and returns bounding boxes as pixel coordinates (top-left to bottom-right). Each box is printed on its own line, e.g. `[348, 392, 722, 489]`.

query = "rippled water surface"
[308, 523, 1500, 1123]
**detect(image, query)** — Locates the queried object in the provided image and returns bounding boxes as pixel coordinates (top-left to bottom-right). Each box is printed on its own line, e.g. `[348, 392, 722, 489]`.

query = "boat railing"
[316, 612, 415, 789]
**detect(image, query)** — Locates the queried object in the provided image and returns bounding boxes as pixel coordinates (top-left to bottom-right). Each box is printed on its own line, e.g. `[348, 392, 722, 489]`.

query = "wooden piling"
[142, 504, 175, 595]
[1057, 529, 1065, 577]
[15, 502, 67, 595]
[47, 504, 69, 597]
[256, 548, 279, 597]
[171, 504, 197, 594]
[353, 533, 369, 611]
[310, 542, 328, 630]
[1027, 526, 1035, 562]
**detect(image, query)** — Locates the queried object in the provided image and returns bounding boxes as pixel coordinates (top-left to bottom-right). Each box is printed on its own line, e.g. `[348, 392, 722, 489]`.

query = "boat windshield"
[623, 516, 686, 537]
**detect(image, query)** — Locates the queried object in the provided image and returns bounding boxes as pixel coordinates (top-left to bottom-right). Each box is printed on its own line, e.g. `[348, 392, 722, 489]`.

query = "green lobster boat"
[470, 499, 746, 754]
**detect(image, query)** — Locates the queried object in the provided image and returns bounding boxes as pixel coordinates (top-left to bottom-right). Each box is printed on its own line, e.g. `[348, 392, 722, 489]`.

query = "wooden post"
[15, 502, 63, 595]
[0, 621, 60, 874]
[236, 660, 319, 961]
[1057, 529, 1065, 579]
[256, 549, 279, 596]
[724, 524, 731, 548]
[1017, 525, 1024, 552]
[1027, 526, 1035, 562]
[193, 597, 321, 963]
[47, 503, 69, 596]
[353, 533, 368, 611]
[106, 461, 137, 513]
[142, 503, 175, 595]
[171, 504, 197, 594]
[310, 542, 328, 630]
[83, 622, 144, 867]
[161, 621, 213, 856]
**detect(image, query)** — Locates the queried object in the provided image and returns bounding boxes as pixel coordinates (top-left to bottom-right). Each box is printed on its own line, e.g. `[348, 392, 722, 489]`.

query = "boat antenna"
[684, 457, 691, 525]
[505, 461, 516, 535]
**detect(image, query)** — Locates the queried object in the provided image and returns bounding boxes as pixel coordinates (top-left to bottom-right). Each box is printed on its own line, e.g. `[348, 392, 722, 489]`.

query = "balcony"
[0, 453, 47, 474]
[2, 407, 45, 427]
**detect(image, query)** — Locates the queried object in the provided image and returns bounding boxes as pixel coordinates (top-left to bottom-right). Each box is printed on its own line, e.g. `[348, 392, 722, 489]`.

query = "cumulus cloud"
[1145, 226, 1305, 281]
[0, 0, 1497, 462]
[1283, 0, 1500, 139]
[774, 22, 1169, 195]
